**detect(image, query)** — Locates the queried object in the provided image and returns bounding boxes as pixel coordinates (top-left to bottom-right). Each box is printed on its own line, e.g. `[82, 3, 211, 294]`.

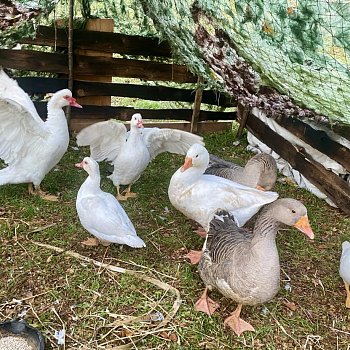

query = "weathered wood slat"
[16, 77, 68, 92]
[0, 49, 68, 74]
[70, 119, 233, 133]
[70, 118, 232, 133]
[74, 54, 196, 82]
[0, 49, 196, 83]
[20, 25, 172, 57]
[74, 81, 235, 107]
[33, 102, 235, 122]
[275, 115, 350, 172]
[246, 113, 350, 214]
[16, 77, 235, 107]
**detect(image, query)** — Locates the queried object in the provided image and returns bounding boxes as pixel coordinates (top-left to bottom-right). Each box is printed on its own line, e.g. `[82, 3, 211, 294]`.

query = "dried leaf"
[168, 333, 178, 342]
[283, 300, 298, 311]
[159, 331, 169, 339]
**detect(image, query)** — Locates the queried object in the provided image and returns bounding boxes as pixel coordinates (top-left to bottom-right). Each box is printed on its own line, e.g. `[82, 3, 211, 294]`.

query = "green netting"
[137, 0, 350, 125]
[2, 0, 350, 125]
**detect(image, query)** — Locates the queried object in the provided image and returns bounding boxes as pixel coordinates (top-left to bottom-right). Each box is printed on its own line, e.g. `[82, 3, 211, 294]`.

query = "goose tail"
[125, 235, 146, 248]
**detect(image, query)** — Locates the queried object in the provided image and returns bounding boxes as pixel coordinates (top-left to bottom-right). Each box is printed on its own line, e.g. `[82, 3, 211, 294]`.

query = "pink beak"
[136, 120, 143, 128]
[75, 161, 84, 169]
[66, 96, 83, 108]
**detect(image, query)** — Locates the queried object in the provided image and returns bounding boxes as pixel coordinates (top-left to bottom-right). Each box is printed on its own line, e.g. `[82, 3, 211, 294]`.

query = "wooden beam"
[235, 102, 249, 139]
[74, 19, 114, 107]
[70, 120, 232, 133]
[246, 113, 350, 214]
[0, 49, 196, 83]
[16, 77, 236, 107]
[274, 115, 350, 172]
[0, 49, 68, 74]
[74, 54, 196, 82]
[191, 77, 204, 133]
[33, 102, 236, 122]
[20, 25, 172, 57]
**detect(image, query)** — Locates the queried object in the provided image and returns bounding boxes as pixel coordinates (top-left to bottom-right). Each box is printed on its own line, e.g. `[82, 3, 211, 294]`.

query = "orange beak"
[180, 157, 193, 172]
[75, 161, 84, 169]
[256, 185, 266, 191]
[294, 215, 314, 239]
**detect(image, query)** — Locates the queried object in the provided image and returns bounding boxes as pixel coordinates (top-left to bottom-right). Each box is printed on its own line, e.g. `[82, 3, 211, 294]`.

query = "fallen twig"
[29, 223, 57, 233]
[30, 240, 182, 349]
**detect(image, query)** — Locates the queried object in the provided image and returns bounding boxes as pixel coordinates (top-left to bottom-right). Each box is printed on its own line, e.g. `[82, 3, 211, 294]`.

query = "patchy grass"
[0, 129, 349, 349]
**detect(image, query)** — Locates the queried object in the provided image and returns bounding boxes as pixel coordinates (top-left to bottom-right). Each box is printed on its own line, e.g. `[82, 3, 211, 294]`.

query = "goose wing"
[76, 119, 127, 162]
[141, 127, 204, 160]
[78, 193, 136, 237]
[0, 70, 48, 165]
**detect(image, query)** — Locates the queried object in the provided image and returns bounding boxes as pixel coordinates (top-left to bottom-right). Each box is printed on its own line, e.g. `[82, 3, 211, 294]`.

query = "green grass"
[0, 129, 349, 349]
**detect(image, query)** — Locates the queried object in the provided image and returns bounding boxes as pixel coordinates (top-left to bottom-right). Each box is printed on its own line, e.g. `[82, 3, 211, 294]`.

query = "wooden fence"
[0, 21, 349, 213]
[0, 23, 236, 132]
[239, 109, 350, 215]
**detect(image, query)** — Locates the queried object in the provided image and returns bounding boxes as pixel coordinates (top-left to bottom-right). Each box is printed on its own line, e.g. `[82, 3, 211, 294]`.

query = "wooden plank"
[33, 102, 236, 122]
[74, 19, 114, 107]
[74, 54, 196, 82]
[246, 113, 350, 214]
[70, 119, 232, 133]
[16, 77, 68, 92]
[20, 25, 172, 57]
[74, 81, 235, 107]
[16, 77, 236, 107]
[274, 115, 350, 172]
[235, 102, 249, 139]
[191, 77, 204, 133]
[0, 49, 196, 83]
[0, 49, 68, 74]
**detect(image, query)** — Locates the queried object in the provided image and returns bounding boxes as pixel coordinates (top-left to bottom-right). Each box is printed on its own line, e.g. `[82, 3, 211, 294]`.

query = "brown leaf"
[168, 333, 178, 342]
[159, 331, 169, 339]
[283, 300, 298, 311]
[120, 328, 134, 337]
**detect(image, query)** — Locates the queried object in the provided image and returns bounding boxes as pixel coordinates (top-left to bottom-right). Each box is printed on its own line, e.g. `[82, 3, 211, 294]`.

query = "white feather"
[168, 143, 279, 231]
[340, 241, 350, 284]
[0, 70, 74, 187]
[76, 157, 145, 248]
[76, 114, 204, 188]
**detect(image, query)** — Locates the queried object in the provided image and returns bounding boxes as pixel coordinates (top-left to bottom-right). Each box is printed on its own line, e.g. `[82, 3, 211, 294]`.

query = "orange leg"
[123, 184, 137, 198]
[344, 281, 350, 308]
[224, 304, 255, 336]
[184, 250, 202, 264]
[195, 287, 219, 316]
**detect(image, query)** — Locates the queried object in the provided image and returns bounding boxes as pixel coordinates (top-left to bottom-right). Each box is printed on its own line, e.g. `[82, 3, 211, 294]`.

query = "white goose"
[76, 113, 204, 200]
[0, 69, 82, 200]
[340, 241, 350, 308]
[75, 157, 145, 248]
[168, 144, 279, 262]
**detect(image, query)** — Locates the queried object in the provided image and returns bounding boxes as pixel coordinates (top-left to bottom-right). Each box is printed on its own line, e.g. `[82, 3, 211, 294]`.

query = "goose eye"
[291, 209, 296, 214]
[195, 154, 199, 158]
[84, 161, 88, 164]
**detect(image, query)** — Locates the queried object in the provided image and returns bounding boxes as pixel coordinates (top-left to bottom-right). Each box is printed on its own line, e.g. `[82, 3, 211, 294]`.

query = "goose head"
[75, 156, 100, 177]
[268, 198, 314, 239]
[48, 89, 82, 109]
[130, 113, 144, 130]
[181, 143, 210, 173]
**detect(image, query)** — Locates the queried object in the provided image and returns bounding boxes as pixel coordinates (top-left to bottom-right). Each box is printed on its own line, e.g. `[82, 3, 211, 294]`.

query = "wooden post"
[71, 18, 114, 131]
[190, 76, 203, 134]
[235, 102, 249, 139]
[66, 0, 74, 125]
